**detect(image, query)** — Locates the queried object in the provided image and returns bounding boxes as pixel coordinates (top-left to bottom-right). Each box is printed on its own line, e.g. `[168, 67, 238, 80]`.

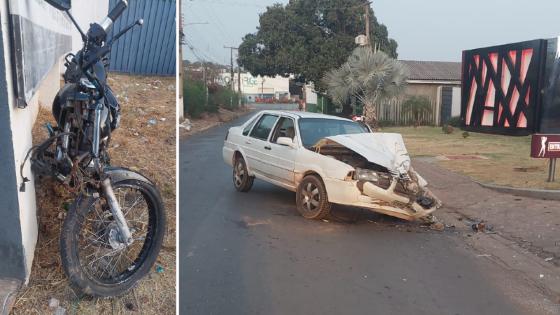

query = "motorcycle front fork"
[92, 102, 133, 245]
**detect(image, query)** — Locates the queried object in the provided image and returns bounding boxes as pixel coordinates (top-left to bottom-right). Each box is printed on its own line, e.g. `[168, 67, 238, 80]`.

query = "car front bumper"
[323, 178, 439, 221]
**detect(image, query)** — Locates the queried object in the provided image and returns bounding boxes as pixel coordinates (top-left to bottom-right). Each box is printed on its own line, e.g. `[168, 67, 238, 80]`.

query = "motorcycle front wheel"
[60, 178, 166, 297]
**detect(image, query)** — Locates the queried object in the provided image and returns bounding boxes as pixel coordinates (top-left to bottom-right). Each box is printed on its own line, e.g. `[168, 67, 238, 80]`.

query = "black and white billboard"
[9, 0, 72, 108]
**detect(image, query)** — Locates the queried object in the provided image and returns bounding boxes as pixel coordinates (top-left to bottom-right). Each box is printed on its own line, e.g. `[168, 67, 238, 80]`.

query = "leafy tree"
[402, 95, 432, 127]
[238, 0, 398, 90]
[323, 47, 408, 127]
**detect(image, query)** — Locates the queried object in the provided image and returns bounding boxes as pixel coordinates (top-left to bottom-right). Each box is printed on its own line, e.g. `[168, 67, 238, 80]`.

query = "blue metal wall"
[107, 0, 176, 76]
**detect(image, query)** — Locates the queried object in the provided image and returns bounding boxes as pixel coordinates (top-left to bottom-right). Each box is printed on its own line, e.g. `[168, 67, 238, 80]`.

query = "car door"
[245, 113, 279, 175]
[266, 116, 297, 185]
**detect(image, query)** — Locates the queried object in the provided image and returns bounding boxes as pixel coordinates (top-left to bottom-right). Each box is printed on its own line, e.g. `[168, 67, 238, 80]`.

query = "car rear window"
[298, 118, 369, 147]
[250, 114, 278, 140]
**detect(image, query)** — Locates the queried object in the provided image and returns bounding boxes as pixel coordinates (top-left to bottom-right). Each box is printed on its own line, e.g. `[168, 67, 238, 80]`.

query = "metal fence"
[107, 0, 176, 75]
[376, 99, 437, 126]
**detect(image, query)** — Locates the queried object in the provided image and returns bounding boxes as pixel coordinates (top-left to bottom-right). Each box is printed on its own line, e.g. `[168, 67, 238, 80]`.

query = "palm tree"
[323, 47, 409, 127]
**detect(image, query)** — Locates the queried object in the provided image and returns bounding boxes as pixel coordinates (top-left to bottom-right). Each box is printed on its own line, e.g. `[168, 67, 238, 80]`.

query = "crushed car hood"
[325, 133, 411, 173]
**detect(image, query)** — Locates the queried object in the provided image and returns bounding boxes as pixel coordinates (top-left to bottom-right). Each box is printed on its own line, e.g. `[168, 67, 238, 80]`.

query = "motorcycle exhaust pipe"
[101, 178, 133, 245]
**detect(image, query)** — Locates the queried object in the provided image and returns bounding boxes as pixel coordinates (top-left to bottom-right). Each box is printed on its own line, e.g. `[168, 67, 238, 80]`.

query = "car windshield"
[298, 118, 369, 147]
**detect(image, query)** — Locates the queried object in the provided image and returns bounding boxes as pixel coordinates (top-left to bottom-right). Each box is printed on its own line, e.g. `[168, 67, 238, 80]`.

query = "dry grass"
[12, 74, 176, 315]
[384, 126, 560, 190]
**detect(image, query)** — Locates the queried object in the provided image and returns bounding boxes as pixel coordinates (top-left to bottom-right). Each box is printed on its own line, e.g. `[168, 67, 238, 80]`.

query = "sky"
[183, 0, 560, 64]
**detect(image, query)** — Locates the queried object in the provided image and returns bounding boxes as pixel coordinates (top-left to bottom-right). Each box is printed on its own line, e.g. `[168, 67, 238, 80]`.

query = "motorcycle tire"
[60, 178, 166, 297]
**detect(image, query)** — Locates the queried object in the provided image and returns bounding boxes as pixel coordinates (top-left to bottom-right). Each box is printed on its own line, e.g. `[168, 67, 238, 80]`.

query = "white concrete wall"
[0, 0, 39, 280]
[452, 87, 461, 117]
[219, 72, 290, 97]
[70, 0, 110, 52]
[305, 84, 318, 105]
[0, 0, 109, 281]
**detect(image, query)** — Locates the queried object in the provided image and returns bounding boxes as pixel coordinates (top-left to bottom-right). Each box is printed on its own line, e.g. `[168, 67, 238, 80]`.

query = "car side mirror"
[277, 137, 296, 148]
[44, 0, 71, 11]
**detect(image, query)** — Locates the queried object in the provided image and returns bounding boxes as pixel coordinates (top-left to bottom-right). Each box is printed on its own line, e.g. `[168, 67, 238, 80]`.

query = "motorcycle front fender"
[103, 167, 155, 186]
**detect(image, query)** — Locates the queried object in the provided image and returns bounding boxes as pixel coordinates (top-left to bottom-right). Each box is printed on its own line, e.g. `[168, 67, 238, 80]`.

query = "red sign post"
[531, 134, 560, 181]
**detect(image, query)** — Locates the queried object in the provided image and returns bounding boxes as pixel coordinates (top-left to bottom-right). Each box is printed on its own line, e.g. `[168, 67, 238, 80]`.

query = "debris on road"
[179, 119, 193, 132]
[430, 222, 445, 231]
[472, 221, 486, 232]
[469, 220, 494, 233]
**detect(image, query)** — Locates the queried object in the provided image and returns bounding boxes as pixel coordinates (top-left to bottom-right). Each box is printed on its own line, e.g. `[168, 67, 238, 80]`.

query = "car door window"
[271, 117, 296, 143]
[242, 115, 259, 136]
[250, 114, 278, 140]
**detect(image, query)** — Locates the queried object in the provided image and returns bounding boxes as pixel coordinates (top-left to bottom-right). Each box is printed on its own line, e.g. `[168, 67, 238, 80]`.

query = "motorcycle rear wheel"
[60, 178, 166, 297]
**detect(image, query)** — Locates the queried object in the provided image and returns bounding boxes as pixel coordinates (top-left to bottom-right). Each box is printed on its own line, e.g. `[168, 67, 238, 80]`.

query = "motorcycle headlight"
[353, 168, 379, 182]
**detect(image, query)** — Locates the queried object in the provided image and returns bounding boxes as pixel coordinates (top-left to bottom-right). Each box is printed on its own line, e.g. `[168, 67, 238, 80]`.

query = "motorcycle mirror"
[136, 19, 144, 26]
[44, 0, 71, 11]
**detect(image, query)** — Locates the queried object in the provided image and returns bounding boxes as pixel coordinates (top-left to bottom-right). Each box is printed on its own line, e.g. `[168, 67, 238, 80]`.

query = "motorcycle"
[21, 0, 166, 297]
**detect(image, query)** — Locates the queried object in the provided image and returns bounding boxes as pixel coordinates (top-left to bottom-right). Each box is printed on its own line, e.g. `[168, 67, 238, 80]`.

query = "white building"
[0, 0, 108, 311]
[219, 71, 290, 102]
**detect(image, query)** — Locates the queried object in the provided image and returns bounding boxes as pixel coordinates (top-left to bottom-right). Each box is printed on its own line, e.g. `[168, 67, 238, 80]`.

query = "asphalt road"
[180, 105, 524, 315]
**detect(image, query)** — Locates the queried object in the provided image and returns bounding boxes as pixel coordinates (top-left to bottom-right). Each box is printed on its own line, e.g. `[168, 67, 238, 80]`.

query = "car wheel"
[233, 156, 254, 192]
[296, 174, 331, 219]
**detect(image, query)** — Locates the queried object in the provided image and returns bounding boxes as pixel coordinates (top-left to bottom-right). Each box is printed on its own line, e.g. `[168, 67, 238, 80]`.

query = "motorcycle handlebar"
[108, 0, 128, 22]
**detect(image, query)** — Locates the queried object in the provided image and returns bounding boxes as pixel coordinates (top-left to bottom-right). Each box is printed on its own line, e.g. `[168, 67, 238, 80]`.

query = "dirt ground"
[384, 126, 560, 190]
[180, 106, 253, 139]
[12, 74, 176, 315]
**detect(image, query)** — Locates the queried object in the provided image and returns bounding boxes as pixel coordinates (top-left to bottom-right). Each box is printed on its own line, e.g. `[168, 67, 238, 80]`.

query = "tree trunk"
[341, 102, 353, 117]
[363, 101, 378, 129]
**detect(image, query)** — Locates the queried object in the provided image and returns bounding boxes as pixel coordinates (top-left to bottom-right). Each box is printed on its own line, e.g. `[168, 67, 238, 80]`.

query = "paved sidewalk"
[414, 159, 560, 262]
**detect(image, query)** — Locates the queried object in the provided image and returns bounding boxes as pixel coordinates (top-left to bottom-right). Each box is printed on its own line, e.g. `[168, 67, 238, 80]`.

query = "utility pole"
[179, 3, 184, 118]
[203, 63, 208, 107]
[224, 46, 242, 107]
[237, 63, 242, 107]
[224, 46, 238, 91]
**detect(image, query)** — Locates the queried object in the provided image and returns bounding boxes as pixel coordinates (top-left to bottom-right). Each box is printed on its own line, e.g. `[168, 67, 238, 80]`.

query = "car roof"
[256, 110, 353, 122]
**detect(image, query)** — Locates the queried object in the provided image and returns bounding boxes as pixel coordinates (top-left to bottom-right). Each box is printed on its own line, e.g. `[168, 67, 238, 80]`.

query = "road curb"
[476, 181, 560, 201]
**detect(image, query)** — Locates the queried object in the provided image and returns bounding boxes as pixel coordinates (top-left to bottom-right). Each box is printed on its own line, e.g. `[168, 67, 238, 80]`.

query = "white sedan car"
[223, 110, 441, 221]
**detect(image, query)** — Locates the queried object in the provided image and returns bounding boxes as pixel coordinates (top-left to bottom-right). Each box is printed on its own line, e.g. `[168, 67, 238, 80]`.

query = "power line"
[198, 4, 233, 44]
[185, 39, 222, 64]
[186, 4, 235, 57]
[203, 3, 237, 44]
[187, 0, 267, 9]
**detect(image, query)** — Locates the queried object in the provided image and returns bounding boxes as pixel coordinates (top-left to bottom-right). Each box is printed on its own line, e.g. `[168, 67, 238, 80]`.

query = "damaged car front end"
[310, 133, 441, 221]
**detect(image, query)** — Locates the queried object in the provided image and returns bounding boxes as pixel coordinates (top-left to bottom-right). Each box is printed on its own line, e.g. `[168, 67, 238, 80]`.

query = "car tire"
[233, 156, 254, 192]
[296, 174, 331, 220]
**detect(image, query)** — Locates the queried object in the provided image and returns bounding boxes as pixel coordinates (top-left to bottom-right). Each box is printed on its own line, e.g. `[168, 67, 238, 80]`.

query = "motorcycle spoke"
[78, 185, 152, 282]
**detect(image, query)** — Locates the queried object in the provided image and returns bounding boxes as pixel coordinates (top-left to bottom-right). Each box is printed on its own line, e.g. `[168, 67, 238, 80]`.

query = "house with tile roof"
[377, 60, 462, 126]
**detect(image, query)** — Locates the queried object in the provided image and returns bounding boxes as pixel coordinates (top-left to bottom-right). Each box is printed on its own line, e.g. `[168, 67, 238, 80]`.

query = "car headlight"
[353, 168, 379, 182]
